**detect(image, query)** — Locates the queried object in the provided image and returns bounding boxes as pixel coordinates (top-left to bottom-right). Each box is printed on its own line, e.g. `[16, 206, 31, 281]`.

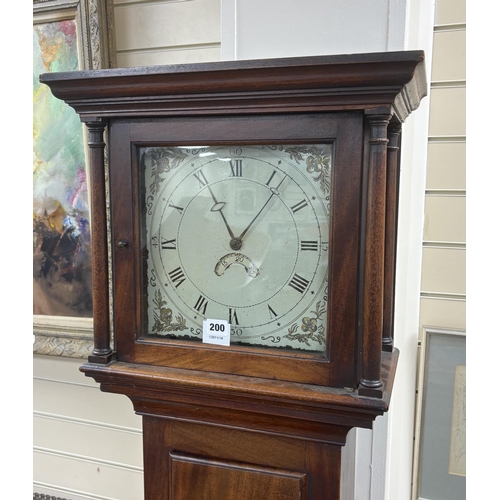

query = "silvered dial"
[142, 144, 332, 352]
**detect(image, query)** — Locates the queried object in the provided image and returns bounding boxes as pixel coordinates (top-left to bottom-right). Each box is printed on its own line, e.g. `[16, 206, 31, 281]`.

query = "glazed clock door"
[110, 112, 364, 388]
[141, 143, 330, 353]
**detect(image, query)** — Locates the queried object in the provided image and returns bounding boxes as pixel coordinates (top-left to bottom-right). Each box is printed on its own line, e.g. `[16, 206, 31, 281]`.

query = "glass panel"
[140, 144, 332, 353]
[418, 331, 466, 499]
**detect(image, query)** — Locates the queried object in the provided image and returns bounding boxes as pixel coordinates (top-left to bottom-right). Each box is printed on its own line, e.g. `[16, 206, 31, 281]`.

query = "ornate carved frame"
[33, 0, 116, 359]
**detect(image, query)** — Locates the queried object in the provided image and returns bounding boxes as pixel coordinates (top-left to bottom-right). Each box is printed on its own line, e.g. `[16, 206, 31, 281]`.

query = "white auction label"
[202, 318, 231, 346]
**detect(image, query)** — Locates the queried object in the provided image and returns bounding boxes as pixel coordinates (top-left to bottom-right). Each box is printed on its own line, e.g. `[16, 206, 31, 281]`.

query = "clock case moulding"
[40, 51, 427, 431]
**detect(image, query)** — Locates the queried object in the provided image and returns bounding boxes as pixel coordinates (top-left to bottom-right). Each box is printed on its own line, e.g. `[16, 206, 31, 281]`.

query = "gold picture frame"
[33, 0, 115, 358]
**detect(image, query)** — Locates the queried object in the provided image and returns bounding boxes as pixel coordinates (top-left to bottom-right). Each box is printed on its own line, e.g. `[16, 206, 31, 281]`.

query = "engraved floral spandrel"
[282, 300, 327, 347]
[284, 145, 331, 195]
[151, 289, 188, 334]
[143, 147, 189, 196]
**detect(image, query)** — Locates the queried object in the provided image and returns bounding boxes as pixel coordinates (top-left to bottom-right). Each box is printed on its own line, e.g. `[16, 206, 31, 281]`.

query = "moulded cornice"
[40, 51, 427, 122]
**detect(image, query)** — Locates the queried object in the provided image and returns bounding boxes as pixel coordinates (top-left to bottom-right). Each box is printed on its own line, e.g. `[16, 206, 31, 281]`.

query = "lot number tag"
[203, 319, 230, 346]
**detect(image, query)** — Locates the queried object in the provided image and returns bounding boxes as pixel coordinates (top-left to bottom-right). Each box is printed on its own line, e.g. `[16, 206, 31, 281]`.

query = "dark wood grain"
[359, 112, 392, 397]
[80, 350, 398, 434]
[82, 350, 397, 498]
[382, 125, 402, 351]
[170, 453, 306, 500]
[83, 118, 114, 364]
[108, 113, 363, 387]
[142, 417, 343, 500]
[40, 51, 426, 121]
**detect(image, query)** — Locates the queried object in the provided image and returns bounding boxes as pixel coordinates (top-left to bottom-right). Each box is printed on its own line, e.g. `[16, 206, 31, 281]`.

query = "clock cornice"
[40, 51, 426, 122]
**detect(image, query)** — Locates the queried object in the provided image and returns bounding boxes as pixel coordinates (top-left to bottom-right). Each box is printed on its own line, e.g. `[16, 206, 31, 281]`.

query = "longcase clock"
[41, 51, 427, 499]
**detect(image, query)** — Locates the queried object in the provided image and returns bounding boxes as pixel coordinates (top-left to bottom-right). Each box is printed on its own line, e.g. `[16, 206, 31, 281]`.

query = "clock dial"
[141, 145, 332, 352]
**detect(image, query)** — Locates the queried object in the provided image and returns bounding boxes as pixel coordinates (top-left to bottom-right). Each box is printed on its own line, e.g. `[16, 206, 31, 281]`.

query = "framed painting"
[413, 327, 466, 500]
[33, 0, 116, 357]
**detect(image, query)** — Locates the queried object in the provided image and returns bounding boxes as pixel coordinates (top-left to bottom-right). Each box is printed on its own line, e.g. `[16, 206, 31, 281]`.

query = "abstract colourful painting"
[33, 19, 93, 317]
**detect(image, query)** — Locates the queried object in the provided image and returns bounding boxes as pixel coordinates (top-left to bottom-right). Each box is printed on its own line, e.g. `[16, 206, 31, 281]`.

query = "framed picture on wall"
[33, 0, 115, 357]
[414, 327, 466, 500]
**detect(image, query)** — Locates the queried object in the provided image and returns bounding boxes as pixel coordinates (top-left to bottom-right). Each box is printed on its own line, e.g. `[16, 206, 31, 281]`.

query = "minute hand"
[238, 176, 286, 241]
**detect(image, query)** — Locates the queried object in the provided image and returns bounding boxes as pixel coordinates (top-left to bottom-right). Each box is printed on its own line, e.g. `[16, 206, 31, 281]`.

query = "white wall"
[386, 1, 435, 499]
[114, 0, 221, 66]
[411, 1, 466, 498]
[221, 0, 407, 60]
[33, 355, 144, 500]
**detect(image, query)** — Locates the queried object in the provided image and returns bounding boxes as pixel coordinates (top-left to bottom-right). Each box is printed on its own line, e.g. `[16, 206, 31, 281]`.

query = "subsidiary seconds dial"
[142, 145, 332, 352]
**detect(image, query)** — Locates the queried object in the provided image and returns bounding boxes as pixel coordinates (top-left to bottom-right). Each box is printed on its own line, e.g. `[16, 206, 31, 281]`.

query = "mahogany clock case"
[40, 50, 427, 394]
[39, 52, 427, 500]
[111, 112, 362, 389]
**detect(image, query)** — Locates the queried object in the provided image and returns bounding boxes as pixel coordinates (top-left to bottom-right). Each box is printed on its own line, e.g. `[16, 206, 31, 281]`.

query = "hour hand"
[206, 185, 236, 242]
[210, 201, 226, 213]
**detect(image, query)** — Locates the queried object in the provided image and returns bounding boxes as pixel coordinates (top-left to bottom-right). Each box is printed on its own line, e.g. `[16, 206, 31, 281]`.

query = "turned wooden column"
[83, 117, 114, 364]
[359, 111, 392, 397]
[382, 124, 402, 352]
